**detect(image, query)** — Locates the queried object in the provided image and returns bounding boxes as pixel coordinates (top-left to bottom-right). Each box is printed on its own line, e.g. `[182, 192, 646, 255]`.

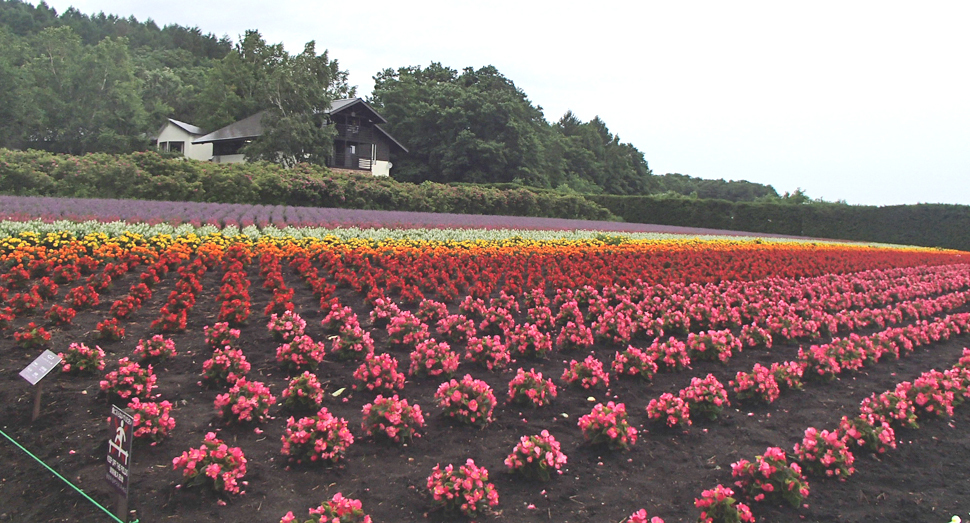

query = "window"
[168, 141, 184, 155]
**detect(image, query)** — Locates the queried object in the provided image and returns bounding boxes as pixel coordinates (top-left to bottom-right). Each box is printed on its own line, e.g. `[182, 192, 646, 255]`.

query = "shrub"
[434, 374, 497, 427]
[172, 432, 247, 495]
[214, 378, 276, 424]
[578, 401, 638, 449]
[504, 430, 567, 481]
[133, 334, 177, 362]
[731, 447, 810, 507]
[200, 348, 251, 386]
[280, 493, 373, 523]
[100, 358, 156, 402]
[611, 346, 659, 381]
[281, 371, 326, 411]
[128, 397, 176, 444]
[464, 335, 511, 371]
[204, 322, 241, 350]
[793, 427, 855, 480]
[361, 394, 425, 444]
[280, 407, 353, 464]
[426, 459, 499, 518]
[59, 342, 105, 374]
[408, 338, 459, 378]
[508, 368, 558, 407]
[561, 355, 610, 389]
[353, 352, 405, 393]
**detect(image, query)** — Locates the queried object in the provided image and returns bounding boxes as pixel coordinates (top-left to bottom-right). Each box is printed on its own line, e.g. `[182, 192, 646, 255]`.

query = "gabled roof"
[327, 98, 388, 124]
[193, 111, 266, 144]
[167, 118, 207, 136]
[374, 124, 408, 153]
[189, 99, 406, 152]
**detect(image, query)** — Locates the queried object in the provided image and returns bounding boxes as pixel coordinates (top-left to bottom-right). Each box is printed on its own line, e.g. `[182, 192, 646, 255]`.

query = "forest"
[0, 0, 790, 202]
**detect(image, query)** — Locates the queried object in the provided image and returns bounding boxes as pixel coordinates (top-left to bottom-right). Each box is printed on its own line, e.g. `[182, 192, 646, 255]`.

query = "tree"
[370, 63, 552, 186]
[21, 26, 147, 154]
[197, 31, 353, 167]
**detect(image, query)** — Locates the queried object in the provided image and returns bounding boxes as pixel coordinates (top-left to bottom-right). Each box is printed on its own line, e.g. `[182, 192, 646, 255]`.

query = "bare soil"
[2, 266, 969, 523]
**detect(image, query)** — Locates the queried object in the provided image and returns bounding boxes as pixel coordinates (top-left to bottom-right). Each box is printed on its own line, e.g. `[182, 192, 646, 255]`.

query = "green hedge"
[590, 195, 970, 251]
[0, 149, 616, 221]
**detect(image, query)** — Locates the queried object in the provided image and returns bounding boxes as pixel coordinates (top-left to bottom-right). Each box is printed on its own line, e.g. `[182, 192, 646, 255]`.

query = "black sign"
[19, 350, 61, 386]
[106, 405, 134, 496]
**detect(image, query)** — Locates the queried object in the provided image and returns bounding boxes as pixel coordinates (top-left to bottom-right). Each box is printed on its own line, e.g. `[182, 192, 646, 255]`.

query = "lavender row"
[0, 194, 796, 237]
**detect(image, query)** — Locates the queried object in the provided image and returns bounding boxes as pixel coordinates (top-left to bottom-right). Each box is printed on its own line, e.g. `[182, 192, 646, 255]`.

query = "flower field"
[1, 223, 969, 522]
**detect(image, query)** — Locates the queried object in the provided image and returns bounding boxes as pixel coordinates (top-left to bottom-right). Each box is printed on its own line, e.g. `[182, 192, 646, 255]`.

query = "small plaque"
[19, 350, 62, 386]
[106, 405, 134, 497]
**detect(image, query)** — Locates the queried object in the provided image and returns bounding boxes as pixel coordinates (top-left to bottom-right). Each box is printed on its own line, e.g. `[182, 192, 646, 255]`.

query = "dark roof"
[327, 98, 387, 124]
[167, 118, 206, 136]
[193, 111, 266, 144]
[374, 125, 408, 153]
[190, 100, 405, 152]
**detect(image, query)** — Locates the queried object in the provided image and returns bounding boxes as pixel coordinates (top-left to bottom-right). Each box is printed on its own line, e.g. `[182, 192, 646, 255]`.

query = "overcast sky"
[44, 1, 970, 206]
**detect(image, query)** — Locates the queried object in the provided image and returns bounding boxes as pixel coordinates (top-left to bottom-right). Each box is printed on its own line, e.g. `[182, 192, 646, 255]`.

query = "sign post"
[18, 350, 62, 421]
[106, 405, 134, 522]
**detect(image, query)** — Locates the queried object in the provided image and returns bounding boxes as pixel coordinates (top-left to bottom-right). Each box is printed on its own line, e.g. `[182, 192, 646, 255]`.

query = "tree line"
[0, 0, 788, 201]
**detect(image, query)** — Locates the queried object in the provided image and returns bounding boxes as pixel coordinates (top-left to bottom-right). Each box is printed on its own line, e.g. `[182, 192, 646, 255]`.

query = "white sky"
[44, 0, 970, 206]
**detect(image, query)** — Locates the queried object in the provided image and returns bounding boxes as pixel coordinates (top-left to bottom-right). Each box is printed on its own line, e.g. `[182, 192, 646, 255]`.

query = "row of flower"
[690, 348, 970, 523]
[4, 230, 970, 522]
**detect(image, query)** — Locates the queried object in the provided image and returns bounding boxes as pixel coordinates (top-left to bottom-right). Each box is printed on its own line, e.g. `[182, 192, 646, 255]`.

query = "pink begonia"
[508, 368, 558, 407]
[426, 459, 499, 518]
[353, 352, 405, 392]
[646, 393, 691, 428]
[204, 321, 241, 350]
[214, 378, 276, 424]
[793, 426, 855, 480]
[408, 338, 459, 377]
[59, 342, 106, 374]
[578, 401, 637, 449]
[504, 430, 567, 481]
[172, 432, 247, 495]
[281, 371, 326, 410]
[624, 508, 666, 523]
[611, 346, 659, 381]
[128, 397, 175, 444]
[434, 375, 496, 426]
[361, 395, 425, 443]
[282, 492, 373, 523]
[679, 373, 729, 420]
[281, 407, 354, 464]
[100, 357, 156, 401]
[465, 335, 511, 370]
[201, 347, 251, 386]
[276, 334, 326, 372]
[561, 355, 610, 389]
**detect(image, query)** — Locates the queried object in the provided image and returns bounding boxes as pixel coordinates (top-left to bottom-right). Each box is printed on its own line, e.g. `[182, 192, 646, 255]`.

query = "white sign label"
[19, 350, 62, 386]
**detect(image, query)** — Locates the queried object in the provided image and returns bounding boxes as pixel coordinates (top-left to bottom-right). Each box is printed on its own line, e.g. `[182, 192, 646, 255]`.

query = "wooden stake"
[31, 382, 43, 422]
[114, 491, 128, 522]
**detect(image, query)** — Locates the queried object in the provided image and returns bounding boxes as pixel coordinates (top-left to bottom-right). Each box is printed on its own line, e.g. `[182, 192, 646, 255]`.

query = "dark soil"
[2, 265, 970, 523]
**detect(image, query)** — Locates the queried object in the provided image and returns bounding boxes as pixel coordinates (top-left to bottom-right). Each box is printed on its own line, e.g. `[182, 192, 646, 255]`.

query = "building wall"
[156, 124, 212, 161]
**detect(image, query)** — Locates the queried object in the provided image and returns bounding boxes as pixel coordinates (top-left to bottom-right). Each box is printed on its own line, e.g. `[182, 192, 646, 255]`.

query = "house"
[154, 118, 213, 161]
[156, 98, 407, 176]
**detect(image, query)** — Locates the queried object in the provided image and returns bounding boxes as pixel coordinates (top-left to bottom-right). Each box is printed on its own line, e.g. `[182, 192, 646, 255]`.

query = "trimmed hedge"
[0, 149, 616, 222]
[590, 195, 970, 252]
